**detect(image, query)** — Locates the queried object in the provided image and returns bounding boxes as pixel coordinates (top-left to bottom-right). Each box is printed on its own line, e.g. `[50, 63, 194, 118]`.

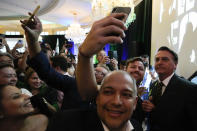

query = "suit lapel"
[162, 74, 177, 96]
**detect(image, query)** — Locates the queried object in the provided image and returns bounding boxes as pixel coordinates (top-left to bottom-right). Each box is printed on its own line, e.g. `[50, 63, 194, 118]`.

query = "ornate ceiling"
[0, 0, 143, 30]
[0, 0, 92, 29]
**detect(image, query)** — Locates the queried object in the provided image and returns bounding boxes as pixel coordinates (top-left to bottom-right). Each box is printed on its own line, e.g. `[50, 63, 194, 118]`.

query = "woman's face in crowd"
[0, 85, 34, 118]
[28, 72, 41, 89]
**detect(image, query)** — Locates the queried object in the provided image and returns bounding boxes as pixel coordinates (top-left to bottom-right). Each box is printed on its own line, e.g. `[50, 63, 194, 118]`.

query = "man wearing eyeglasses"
[95, 65, 109, 85]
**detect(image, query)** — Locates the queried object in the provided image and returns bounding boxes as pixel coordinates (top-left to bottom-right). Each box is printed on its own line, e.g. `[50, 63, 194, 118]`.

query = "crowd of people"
[0, 11, 196, 131]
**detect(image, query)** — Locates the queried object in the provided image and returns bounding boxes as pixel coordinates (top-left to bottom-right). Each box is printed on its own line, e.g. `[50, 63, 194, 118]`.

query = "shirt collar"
[160, 73, 174, 86]
[101, 121, 134, 131]
[64, 72, 71, 76]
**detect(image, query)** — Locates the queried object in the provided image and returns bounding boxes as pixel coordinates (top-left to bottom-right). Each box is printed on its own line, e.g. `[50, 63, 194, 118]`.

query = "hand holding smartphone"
[109, 7, 131, 38]
[111, 7, 131, 22]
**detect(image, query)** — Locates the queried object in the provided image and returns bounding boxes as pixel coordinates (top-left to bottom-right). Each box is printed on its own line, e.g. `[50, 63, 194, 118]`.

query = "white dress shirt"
[101, 120, 134, 131]
[160, 72, 174, 95]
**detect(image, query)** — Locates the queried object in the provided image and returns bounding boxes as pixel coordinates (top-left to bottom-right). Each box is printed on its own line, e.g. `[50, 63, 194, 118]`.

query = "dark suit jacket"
[131, 96, 145, 124]
[27, 52, 89, 110]
[188, 70, 197, 81]
[47, 108, 143, 131]
[149, 74, 197, 131]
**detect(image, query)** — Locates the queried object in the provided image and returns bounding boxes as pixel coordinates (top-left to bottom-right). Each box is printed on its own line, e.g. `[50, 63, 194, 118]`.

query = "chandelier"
[65, 12, 86, 44]
[91, 0, 136, 26]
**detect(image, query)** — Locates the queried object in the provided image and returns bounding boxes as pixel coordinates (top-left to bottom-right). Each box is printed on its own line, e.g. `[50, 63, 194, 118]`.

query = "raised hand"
[100, 56, 110, 64]
[142, 96, 155, 112]
[110, 58, 118, 70]
[79, 13, 127, 58]
[20, 12, 42, 45]
[14, 42, 23, 49]
[20, 13, 42, 57]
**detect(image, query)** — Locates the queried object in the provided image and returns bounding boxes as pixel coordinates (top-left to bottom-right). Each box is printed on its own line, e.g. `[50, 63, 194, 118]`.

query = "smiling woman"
[0, 84, 48, 131]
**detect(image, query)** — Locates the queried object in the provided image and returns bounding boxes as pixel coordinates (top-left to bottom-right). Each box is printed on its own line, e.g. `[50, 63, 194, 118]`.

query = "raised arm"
[20, 13, 42, 58]
[21, 14, 77, 92]
[76, 13, 127, 100]
[1, 37, 11, 54]
[17, 48, 29, 72]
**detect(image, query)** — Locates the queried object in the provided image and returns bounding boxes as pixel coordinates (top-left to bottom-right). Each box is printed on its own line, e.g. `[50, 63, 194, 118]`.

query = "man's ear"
[173, 62, 177, 72]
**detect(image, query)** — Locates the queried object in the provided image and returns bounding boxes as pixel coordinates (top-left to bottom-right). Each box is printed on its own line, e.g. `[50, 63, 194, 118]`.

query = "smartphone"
[110, 7, 131, 37]
[0, 39, 2, 43]
[111, 7, 131, 21]
[112, 7, 131, 15]
[108, 51, 114, 59]
[18, 40, 23, 44]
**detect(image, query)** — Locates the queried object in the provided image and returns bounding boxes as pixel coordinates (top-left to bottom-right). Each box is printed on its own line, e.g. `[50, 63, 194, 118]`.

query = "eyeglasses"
[95, 70, 105, 76]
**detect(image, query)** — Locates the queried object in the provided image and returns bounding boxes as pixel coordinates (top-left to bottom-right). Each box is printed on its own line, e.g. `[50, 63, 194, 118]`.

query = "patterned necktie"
[152, 81, 164, 105]
[157, 81, 164, 96]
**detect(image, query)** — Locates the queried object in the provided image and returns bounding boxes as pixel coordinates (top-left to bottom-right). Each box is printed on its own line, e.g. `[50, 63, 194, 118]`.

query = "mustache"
[131, 71, 140, 75]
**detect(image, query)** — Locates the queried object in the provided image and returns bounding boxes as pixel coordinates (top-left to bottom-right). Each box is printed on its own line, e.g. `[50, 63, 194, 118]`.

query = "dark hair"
[41, 43, 52, 55]
[120, 60, 126, 66]
[0, 63, 14, 70]
[25, 67, 35, 83]
[0, 52, 14, 60]
[141, 54, 149, 59]
[158, 46, 178, 64]
[51, 55, 68, 72]
[67, 53, 76, 61]
[126, 57, 145, 69]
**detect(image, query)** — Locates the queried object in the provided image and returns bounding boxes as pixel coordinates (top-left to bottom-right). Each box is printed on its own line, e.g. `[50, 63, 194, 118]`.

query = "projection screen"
[151, 0, 197, 78]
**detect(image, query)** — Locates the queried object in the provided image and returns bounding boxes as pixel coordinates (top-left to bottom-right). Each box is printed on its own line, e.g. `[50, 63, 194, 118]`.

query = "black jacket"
[149, 74, 197, 131]
[47, 108, 143, 131]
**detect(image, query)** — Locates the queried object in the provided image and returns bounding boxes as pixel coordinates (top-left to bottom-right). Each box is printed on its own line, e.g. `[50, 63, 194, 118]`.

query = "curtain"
[117, 0, 152, 60]
[42, 35, 67, 50]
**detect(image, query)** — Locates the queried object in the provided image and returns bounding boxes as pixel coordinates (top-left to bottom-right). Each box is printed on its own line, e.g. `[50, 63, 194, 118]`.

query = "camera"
[108, 50, 118, 60]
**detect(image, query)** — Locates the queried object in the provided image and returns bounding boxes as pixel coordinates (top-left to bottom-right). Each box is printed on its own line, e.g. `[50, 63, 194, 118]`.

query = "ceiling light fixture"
[91, 0, 137, 23]
[65, 12, 86, 44]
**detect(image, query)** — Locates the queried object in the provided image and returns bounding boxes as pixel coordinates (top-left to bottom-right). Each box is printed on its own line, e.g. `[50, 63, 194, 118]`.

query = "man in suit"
[142, 46, 197, 131]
